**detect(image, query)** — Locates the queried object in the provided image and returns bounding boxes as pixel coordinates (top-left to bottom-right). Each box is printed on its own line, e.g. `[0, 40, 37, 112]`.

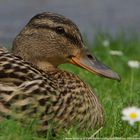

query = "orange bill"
[70, 49, 121, 81]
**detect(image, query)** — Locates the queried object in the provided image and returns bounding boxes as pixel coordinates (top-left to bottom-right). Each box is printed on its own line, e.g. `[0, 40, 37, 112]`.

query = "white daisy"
[109, 50, 123, 56]
[102, 40, 110, 47]
[128, 60, 140, 68]
[122, 106, 140, 126]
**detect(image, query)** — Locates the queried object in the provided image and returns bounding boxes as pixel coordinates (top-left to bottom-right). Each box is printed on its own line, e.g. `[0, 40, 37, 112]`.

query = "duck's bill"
[70, 50, 121, 81]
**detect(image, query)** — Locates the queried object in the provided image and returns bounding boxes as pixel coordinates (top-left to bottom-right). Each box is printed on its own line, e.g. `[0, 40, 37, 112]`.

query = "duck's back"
[0, 47, 104, 131]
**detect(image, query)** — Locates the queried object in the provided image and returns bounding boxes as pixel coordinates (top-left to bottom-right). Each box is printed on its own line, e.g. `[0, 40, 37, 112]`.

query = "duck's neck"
[35, 60, 58, 72]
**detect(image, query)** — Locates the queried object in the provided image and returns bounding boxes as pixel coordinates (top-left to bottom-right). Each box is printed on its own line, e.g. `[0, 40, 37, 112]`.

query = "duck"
[0, 12, 120, 132]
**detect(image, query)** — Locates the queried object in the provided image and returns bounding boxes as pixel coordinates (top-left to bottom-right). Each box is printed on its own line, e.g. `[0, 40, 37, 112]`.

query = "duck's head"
[12, 12, 120, 81]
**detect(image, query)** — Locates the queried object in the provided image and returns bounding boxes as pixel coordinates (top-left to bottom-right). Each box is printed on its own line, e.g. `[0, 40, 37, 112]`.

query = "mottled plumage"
[0, 48, 103, 130]
[0, 12, 120, 132]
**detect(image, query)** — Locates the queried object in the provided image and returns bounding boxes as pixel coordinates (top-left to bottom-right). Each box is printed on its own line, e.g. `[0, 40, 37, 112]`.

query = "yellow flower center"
[129, 112, 138, 119]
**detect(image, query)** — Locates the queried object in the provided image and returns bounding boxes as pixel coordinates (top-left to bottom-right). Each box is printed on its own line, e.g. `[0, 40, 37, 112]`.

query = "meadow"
[0, 33, 140, 140]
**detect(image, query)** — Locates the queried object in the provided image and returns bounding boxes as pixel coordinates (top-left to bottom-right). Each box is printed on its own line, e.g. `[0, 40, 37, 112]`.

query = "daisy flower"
[109, 50, 123, 56]
[102, 40, 110, 47]
[128, 60, 140, 68]
[122, 106, 140, 126]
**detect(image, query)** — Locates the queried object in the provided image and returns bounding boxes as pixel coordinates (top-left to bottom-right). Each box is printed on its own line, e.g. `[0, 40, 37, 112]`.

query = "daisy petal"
[122, 106, 140, 126]
[128, 60, 140, 68]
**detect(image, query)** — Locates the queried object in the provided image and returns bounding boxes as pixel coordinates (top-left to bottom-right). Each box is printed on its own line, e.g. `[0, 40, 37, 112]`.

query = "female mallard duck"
[0, 12, 120, 131]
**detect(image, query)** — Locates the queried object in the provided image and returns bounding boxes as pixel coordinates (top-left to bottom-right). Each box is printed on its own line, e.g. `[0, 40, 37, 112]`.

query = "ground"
[0, 33, 140, 140]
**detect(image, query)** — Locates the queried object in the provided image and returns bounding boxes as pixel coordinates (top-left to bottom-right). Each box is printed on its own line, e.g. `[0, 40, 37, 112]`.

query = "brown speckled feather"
[0, 47, 104, 131]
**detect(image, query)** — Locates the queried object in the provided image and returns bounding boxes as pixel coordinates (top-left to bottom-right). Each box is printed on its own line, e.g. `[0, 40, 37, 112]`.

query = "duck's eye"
[55, 27, 65, 34]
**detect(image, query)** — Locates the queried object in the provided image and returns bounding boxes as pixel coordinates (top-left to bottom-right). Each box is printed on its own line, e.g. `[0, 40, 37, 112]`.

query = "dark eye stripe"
[30, 23, 82, 47]
[64, 32, 81, 45]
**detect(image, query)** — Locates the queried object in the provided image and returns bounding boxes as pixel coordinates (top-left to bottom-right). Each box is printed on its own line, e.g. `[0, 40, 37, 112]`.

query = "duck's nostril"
[87, 54, 93, 59]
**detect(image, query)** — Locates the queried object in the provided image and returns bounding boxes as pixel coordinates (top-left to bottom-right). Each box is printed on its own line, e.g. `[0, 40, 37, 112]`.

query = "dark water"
[0, 0, 140, 45]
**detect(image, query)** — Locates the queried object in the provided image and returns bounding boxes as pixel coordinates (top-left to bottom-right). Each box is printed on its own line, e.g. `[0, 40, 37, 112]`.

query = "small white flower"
[122, 107, 140, 126]
[128, 60, 140, 68]
[109, 50, 123, 56]
[102, 40, 110, 47]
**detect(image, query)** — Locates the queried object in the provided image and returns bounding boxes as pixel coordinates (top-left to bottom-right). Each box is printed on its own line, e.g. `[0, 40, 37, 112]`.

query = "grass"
[1, 33, 140, 140]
